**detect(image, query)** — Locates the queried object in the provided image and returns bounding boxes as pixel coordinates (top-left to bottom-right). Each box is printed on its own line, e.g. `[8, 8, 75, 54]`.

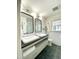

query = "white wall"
[46, 13, 61, 46]
[17, 0, 22, 59]
[48, 31, 61, 46]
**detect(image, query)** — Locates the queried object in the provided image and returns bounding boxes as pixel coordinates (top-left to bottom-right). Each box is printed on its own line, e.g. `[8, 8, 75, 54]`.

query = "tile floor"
[35, 44, 61, 59]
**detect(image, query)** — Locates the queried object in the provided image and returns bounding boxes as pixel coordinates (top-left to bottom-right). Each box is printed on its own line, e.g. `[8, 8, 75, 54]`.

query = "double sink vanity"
[21, 33, 48, 59]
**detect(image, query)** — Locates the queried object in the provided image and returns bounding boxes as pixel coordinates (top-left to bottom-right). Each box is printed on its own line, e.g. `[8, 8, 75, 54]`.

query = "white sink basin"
[21, 35, 39, 44]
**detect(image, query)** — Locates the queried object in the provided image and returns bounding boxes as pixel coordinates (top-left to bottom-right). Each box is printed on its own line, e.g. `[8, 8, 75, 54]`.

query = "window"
[35, 18, 42, 32]
[21, 12, 33, 35]
[52, 20, 61, 31]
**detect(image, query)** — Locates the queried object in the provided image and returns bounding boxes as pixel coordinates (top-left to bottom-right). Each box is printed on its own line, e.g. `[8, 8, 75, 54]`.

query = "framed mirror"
[35, 18, 42, 32]
[20, 12, 34, 36]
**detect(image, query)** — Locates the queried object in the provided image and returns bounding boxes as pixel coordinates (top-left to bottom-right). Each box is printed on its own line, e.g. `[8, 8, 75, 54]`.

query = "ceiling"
[21, 0, 61, 18]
